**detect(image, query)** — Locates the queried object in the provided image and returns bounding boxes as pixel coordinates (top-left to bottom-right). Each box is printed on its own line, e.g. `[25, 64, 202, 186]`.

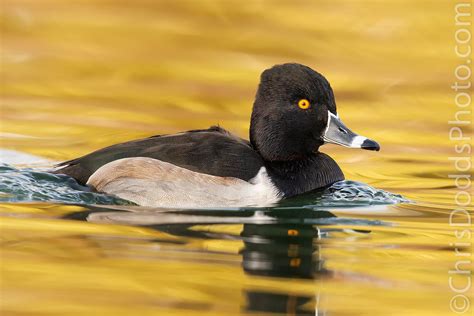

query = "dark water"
[0, 164, 132, 205]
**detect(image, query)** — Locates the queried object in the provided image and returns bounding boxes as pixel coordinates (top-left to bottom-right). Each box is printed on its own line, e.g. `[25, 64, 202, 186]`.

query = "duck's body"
[54, 63, 379, 208]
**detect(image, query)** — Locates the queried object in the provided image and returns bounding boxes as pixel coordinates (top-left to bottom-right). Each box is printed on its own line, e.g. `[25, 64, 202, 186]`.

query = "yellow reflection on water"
[1, 0, 472, 315]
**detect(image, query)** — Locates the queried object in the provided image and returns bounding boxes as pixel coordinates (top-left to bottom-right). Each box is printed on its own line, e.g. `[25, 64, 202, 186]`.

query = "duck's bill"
[323, 111, 380, 151]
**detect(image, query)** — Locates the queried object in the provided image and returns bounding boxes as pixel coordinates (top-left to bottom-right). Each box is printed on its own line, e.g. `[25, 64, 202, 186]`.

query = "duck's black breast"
[54, 126, 265, 185]
[264, 153, 345, 197]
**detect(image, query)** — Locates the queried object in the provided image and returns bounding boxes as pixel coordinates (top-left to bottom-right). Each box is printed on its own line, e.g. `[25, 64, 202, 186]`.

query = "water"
[1, 1, 472, 315]
[0, 164, 132, 205]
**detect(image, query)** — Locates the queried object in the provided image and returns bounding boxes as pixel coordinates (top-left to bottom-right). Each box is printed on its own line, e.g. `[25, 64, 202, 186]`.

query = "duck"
[53, 63, 380, 208]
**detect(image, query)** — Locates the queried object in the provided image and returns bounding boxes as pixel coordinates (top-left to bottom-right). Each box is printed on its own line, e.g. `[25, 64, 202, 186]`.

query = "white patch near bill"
[324, 111, 336, 136]
[351, 136, 367, 148]
[87, 157, 282, 208]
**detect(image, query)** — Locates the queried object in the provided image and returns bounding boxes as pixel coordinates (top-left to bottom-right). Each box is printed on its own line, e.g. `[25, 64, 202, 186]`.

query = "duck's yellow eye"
[298, 99, 310, 109]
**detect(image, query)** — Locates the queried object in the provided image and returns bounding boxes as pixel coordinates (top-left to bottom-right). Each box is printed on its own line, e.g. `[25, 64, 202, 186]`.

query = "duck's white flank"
[87, 157, 282, 208]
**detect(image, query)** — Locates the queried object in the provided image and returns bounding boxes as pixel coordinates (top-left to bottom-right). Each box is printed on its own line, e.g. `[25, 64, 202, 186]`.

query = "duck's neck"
[264, 152, 344, 198]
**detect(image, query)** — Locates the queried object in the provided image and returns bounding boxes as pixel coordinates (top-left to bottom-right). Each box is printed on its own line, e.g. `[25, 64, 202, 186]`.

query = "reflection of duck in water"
[241, 222, 328, 315]
[64, 207, 342, 315]
[241, 223, 326, 279]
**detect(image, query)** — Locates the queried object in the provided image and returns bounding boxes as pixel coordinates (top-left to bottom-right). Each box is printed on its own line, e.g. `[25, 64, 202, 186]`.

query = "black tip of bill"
[361, 138, 380, 151]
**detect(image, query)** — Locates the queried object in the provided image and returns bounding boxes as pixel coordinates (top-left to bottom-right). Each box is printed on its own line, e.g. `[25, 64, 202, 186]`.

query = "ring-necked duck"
[54, 63, 379, 208]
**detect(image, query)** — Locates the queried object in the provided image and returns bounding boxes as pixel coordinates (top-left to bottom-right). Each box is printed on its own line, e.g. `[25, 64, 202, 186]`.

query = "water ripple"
[0, 164, 131, 205]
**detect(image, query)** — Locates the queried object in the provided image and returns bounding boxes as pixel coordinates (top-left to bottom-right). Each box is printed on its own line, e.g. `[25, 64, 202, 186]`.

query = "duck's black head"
[250, 63, 379, 161]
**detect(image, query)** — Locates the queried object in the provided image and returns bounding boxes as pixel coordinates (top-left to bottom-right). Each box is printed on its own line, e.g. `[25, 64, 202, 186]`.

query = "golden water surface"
[1, 1, 473, 315]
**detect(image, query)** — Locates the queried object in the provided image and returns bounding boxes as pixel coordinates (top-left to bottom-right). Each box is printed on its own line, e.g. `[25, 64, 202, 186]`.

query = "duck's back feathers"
[55, 126, 264, 184]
